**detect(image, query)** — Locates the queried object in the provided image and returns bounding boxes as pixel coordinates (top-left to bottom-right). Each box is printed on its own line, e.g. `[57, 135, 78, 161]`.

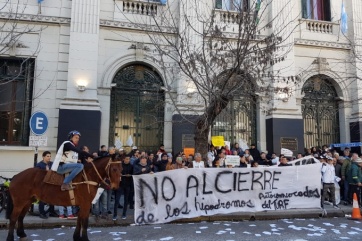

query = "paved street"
[1, 217, 362, 241]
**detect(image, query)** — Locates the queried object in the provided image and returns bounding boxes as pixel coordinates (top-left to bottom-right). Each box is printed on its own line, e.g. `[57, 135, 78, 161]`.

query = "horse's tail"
[5, 190, 13, 219]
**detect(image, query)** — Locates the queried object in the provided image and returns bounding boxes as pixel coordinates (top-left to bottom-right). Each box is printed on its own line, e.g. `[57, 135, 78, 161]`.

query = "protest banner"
[225, 155, 240, 167]
[133, 164, 322, 224]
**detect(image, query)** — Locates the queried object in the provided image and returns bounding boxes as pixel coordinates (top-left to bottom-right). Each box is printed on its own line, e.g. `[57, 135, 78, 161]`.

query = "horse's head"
[107, 157, 122, 190]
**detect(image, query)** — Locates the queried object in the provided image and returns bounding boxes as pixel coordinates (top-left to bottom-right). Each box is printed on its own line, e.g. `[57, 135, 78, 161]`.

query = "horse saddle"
[43, 171, 64, 186]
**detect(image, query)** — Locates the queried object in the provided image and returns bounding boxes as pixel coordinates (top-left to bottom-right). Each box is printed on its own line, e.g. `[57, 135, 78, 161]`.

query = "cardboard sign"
[225, 155, 240, 167]
[211, 136, 225, 147]
[183, 148, 195, 157]
[281, 148, 293, 157]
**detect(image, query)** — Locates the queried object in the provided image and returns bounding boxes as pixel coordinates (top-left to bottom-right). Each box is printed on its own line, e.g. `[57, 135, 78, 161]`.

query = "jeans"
[57, 163, 84, 184]
[106, 189, 112, 212]
[93, 191, 107, 216]
[39, 201, 55, 215]
[58, 206, 72, 216]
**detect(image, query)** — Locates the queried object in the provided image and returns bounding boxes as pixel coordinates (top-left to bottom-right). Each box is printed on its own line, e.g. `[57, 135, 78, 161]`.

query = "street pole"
[29, 146, 38, 215]
[33, 146, 38, 167]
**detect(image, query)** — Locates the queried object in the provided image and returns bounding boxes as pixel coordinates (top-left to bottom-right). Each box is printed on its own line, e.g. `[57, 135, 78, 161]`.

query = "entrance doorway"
[109, 64, 164, 152]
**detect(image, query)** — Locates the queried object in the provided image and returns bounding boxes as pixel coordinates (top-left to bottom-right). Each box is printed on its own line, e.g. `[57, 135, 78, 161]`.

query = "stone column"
[350, 1, 362, 143]
[58, 0, 101, 151]
[265, 0, 304, 155]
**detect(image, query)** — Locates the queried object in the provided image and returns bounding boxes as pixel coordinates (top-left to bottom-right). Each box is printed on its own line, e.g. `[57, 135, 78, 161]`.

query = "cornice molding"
[99, 19, 175, 33]
[0, 12, 354, 51]
[0, 12, 71, 24]
[295, 38, 351, 49]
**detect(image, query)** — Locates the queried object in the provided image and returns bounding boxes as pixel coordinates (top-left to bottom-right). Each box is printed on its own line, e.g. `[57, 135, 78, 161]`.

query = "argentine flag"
[341, 2, 348, 34]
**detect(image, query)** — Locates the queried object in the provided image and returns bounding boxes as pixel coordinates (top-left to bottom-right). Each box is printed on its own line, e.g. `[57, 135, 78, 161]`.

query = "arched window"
[302, 75, 339, 148]
[110, 64, 164, 152]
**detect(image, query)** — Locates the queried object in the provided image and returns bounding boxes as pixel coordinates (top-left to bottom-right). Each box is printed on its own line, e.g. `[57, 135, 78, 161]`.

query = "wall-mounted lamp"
[186, 87, 197, 98]
[275, 87, 291, 102]
[187, 92, 195, 98]
[278, 92, 289, 102]
[78, 85, 86, 92]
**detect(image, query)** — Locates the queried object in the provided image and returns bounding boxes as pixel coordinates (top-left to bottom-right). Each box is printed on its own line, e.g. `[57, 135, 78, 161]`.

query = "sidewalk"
[0, 203, 353, 229]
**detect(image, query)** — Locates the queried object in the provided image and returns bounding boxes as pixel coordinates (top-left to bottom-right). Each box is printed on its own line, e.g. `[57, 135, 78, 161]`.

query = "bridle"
[67, 157, 122, 205]
[90, 158, 122, 188]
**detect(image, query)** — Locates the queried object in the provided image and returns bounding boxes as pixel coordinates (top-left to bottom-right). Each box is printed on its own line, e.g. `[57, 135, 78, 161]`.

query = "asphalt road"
[1, 217, 361, 241]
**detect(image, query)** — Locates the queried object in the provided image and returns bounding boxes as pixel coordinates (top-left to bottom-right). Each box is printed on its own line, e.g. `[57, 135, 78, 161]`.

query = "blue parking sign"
[29, 111, 48, 136]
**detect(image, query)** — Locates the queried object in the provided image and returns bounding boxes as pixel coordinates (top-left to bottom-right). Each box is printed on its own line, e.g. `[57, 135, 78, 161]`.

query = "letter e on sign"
[29, 111, 48, 136]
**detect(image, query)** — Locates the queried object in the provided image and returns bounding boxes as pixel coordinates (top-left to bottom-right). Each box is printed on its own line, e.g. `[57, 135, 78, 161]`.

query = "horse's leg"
[73, 204, 91, 241]
[16, 201, 32, 240]
[73, 214, 82, 241]
[6, 200, 27, 241]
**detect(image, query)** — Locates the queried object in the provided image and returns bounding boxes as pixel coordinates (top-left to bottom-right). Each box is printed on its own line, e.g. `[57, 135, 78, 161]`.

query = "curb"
[0, 208, 353, 229]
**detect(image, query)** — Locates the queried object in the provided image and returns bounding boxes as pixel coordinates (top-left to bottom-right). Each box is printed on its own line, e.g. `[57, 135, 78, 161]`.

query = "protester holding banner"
[238, 155, 248, 168]
[271, 153, 279, 165]
[188, 153, 205, 168]
[153, 153, 169, 172]
[258, 152, 273, 166]
[134, 156, 153, 175]
[244, 149, 254, 163]
[166, 156, 175, 171]
[173, 156, 187, 169]
[278, 156, 291, 167]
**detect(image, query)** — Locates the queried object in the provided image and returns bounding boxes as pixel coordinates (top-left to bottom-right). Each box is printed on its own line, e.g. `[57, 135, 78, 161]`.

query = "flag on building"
[38, 0, 44, 3]
[341, 2, 348, 34]
[255, 0, 262, 24]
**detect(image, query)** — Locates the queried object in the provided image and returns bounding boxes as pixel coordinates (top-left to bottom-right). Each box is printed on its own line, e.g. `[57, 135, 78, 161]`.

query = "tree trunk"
[194, 95, 229, 160]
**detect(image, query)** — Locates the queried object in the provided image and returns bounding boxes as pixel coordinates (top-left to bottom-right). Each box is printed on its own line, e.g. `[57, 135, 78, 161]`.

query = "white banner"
[133, 164, 322, 224]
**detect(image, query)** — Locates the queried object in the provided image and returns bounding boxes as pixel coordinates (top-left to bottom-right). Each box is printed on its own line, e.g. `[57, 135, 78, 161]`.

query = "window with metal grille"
[0, 58, 34, 146]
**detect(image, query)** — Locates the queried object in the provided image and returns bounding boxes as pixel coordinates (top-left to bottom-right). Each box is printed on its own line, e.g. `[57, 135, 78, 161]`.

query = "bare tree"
[116, 0, 300, 156]
[0, 0, 48, 145]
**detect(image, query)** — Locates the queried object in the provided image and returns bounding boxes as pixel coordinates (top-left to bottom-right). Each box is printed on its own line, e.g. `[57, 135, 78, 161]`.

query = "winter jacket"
[347, 162, 362, 185]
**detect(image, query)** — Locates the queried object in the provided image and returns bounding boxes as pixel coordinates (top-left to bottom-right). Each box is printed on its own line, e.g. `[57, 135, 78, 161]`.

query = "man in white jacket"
[321, 155, 339, 209]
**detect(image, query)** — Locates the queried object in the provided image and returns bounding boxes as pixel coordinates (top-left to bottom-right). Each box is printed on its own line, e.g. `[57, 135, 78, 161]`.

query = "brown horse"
[6, 156, 122, 241]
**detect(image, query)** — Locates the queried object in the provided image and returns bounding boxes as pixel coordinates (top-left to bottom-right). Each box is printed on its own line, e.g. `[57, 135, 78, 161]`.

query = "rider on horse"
[51, 130, 93, 191]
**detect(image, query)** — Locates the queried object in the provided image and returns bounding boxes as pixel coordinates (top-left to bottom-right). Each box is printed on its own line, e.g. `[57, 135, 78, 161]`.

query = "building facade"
[0, 0, 361, 176]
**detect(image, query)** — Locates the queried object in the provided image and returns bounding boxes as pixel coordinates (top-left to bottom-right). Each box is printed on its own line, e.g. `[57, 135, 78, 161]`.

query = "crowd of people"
[35, 131, 362, 220]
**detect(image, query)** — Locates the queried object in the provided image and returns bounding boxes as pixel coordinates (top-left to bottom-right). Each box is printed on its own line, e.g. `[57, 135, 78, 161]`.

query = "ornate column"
[57, 0, 101, 151]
